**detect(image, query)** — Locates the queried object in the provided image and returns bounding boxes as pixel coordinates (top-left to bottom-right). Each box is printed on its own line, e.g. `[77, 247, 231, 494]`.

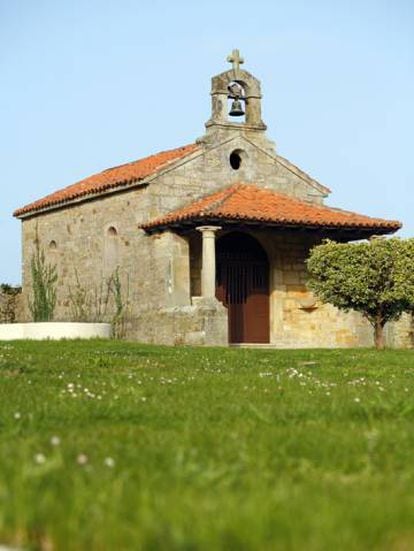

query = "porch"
[140, 183, 400, 347]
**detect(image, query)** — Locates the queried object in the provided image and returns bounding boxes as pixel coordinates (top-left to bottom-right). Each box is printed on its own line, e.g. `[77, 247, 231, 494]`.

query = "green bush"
[307, 237, 414, 348]
[29, 236, 58, 322]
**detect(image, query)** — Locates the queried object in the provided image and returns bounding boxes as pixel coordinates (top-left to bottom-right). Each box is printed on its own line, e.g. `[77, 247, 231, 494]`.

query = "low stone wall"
[125, 304, 413, 349]
[0, 322, 112, 340]
[386, 313, 414, 349]
[125, 298, 228, 346]
[0, 286, 22, 323]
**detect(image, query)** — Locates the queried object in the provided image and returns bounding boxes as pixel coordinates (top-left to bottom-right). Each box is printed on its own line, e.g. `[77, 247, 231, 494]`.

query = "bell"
[229, 98, 244, 117]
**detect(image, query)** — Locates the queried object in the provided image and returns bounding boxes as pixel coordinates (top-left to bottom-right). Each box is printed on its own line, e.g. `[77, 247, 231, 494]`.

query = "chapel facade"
[14, 51, 412, 348]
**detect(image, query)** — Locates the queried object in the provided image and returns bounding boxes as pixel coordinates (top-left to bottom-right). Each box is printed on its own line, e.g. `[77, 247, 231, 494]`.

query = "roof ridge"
[202, 183, 241, 214]
[100, 144, 195, 174]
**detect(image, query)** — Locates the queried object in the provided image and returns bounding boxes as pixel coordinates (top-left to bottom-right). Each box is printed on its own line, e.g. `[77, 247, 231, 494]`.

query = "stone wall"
[0, 286, 22, 323]
[145, 131, 327, 227]
[124, 298, 228, 346]
[386, 314, 414, 349]
[251, 229, 411, 349]
[226, 229, 372, 348]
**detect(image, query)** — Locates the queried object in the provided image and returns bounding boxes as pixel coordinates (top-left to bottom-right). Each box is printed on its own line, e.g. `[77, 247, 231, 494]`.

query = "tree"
[306, 238, 414, 349]
[29, 235, 58, 322]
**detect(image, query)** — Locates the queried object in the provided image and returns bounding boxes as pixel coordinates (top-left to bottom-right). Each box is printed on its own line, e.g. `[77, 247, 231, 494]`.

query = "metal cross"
[227, 49, 244, 73]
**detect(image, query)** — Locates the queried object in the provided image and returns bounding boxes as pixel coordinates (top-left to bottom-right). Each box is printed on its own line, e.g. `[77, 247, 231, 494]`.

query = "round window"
[230, 150, 243, 170]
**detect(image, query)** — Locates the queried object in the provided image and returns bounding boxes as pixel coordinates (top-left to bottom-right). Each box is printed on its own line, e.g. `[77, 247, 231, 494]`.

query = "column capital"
[196, 225, 222, 234]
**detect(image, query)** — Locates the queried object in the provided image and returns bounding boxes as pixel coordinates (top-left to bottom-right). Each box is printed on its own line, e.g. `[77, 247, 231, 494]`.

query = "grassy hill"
[1, 340, 414, 550]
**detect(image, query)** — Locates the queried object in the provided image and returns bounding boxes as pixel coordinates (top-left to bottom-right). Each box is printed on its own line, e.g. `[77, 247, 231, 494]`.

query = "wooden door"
[216, 233, 270, 344]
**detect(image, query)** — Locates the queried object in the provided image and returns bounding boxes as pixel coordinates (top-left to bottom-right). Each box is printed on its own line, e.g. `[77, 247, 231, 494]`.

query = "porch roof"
[141, 183, 401, 237]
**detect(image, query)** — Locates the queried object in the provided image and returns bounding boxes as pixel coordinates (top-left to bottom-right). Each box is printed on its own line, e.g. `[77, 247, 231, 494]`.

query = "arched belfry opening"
[205, 49, 267, 132]
[216, 232, 270, 344]
[227, 81, 246, 121]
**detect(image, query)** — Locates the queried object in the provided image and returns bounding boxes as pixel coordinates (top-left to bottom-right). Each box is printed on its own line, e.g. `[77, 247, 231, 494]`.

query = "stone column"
[197, 226, 221, 298]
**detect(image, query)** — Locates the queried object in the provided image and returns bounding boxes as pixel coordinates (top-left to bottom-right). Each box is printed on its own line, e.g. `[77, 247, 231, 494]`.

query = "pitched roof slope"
[14, 143, 198, 217]
[141, 183, 401, 233]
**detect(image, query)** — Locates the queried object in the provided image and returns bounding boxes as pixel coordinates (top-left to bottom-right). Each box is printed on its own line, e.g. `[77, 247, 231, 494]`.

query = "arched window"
[104, 225, 119, 273]
[49, 240, 57, 251]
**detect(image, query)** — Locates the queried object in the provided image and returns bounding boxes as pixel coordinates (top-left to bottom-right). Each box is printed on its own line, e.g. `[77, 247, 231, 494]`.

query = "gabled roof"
[141, 183, 401, 235]
[14, 143, 199, 218]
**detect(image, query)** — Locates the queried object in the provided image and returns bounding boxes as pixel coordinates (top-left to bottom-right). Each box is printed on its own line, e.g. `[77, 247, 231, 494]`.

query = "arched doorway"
[216, 232, 270, 344]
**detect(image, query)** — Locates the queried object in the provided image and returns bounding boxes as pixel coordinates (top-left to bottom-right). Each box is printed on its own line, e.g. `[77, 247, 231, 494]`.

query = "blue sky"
[1, 0, 413, 284]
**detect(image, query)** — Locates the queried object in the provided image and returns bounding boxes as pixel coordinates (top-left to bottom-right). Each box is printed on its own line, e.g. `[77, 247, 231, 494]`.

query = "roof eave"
[13, 179, 149, 219]
[141, 216, 401, 237]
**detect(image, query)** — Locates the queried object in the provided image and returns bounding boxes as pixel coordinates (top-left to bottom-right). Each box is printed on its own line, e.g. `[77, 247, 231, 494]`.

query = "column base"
[191, 296, 226, 311]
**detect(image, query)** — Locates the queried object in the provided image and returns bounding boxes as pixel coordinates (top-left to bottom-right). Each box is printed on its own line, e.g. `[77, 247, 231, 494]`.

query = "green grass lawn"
[1, 340, 414, 550]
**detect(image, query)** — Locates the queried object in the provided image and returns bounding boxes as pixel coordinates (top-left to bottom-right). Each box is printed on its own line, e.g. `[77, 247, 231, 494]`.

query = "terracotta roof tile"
[141, 183, 401, 233]
[14, 143, 199, 217]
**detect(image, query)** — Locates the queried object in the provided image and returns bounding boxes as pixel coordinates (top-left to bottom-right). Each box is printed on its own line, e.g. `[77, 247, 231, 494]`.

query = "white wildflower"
[104, 457, 115, 468]
[77, 453, 88, 465]
[34, 453, 46, 464]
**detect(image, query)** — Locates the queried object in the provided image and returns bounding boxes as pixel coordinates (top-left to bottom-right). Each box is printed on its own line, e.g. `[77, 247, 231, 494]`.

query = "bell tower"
[205, 49, 267, 134]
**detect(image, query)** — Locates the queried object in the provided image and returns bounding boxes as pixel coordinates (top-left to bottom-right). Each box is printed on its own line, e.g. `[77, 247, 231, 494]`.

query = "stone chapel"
[15, 50, 409, 347]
